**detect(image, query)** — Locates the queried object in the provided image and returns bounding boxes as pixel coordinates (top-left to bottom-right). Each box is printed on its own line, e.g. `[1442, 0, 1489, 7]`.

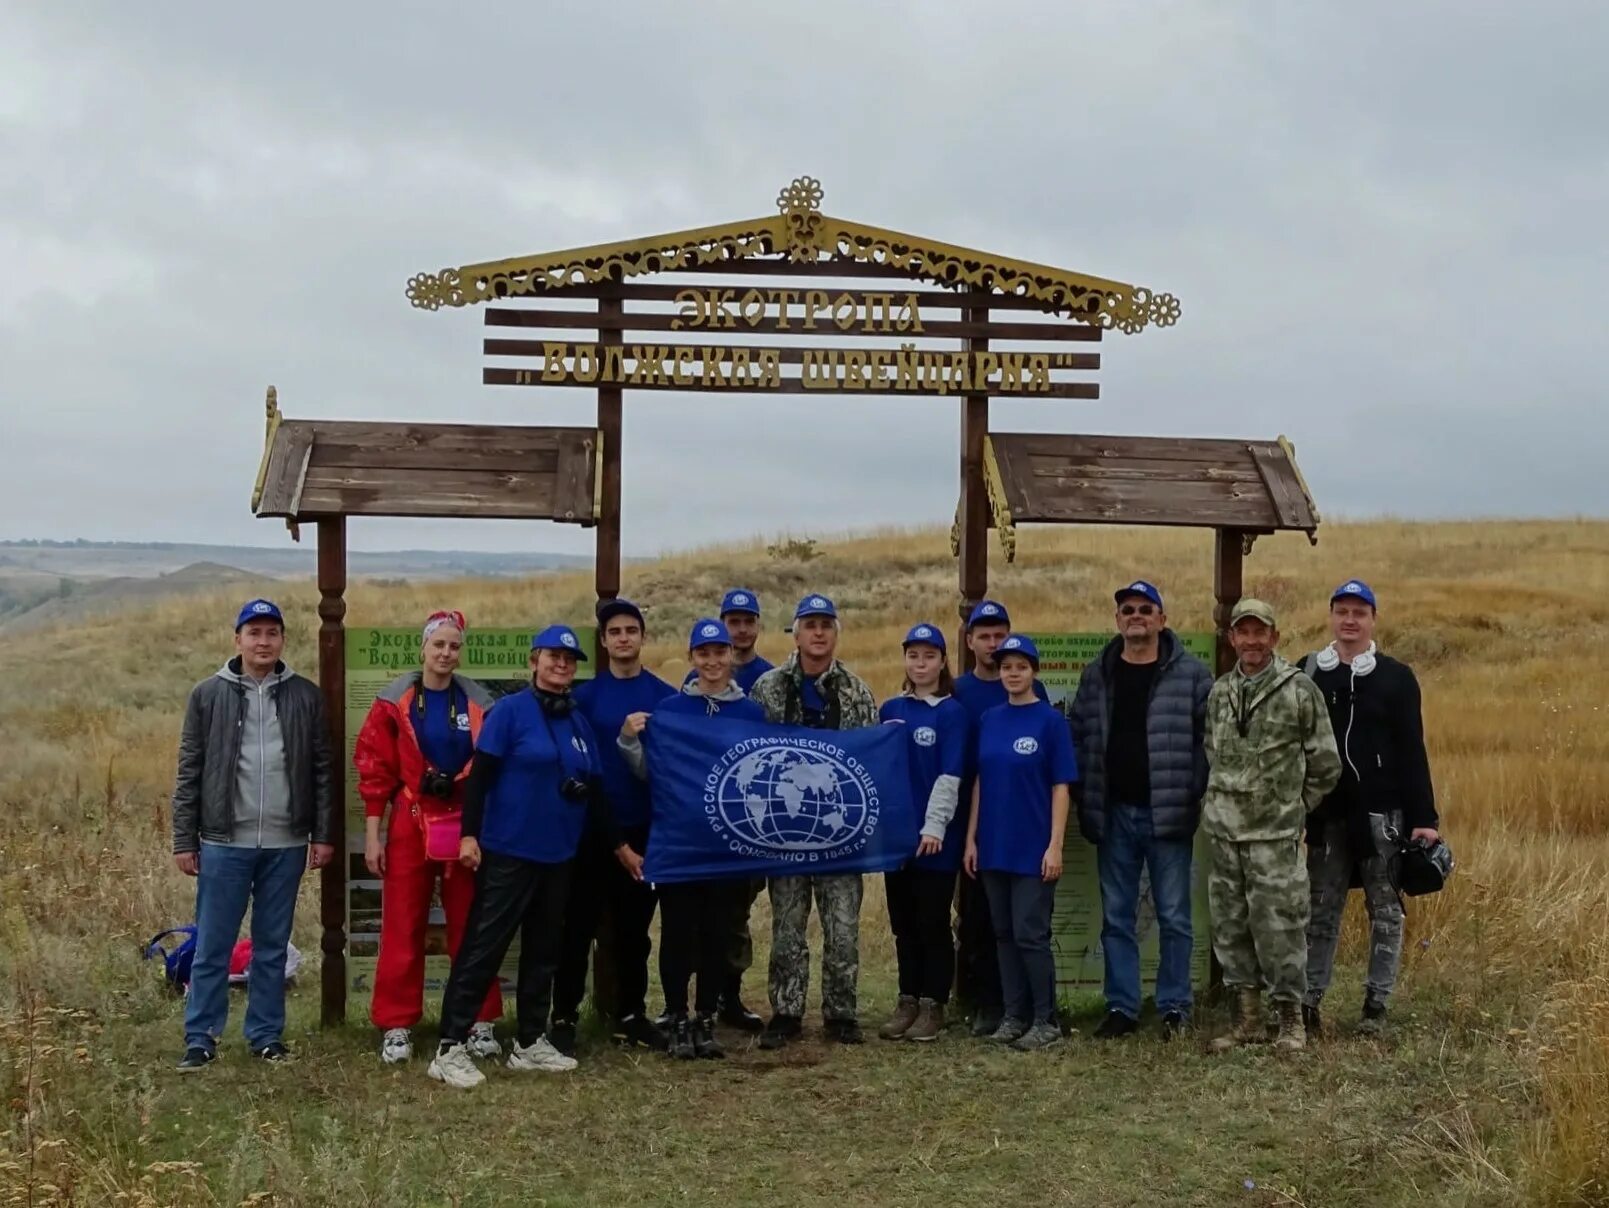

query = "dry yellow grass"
[1, 518, 1606, 1204]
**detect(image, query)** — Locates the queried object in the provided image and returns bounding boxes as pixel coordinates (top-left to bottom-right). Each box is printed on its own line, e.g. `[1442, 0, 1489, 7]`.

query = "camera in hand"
[419, 767, 454, 799]
[558, 776, 590, 804]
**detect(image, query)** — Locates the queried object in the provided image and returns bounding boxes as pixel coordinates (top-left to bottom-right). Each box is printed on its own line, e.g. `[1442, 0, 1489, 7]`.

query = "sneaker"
[969, 1010, 1003, 1038]
[758, 1014, 802, 1051]
[428, 1042, 486, 1089]
[986, 1017, 1029, 1044]
[1159, 1011, 1190, 1041]
[252, 1041, 292, 1063]
[175, 1046, 214, 1073]
[879, 996, 921, 1040]
[466, 1022, 502, 1060]
[904, 999, 945, 1043]
[380, 1028, 413, 1064]
[548, 1018, 578, 1058]
[1010, 1022, 1064, 1052]
[693, 1015, 725, 1059]
[506, 1036, 578, 1073]
[718, 987, 766, 1033]
[1357, 999, 1388, 1038]
[1302, 1003, 1323, 1039]
[668, 1014, 697, 1060]
[614, 1014, 670, 1052]
[1093, 1010, 1138, 1040]
[824, 1018, 864, 1045]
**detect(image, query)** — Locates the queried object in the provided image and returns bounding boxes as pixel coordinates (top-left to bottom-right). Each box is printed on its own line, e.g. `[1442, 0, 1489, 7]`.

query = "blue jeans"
[1096, 803, 1194, 1019]
[184, 842, 306, 1053]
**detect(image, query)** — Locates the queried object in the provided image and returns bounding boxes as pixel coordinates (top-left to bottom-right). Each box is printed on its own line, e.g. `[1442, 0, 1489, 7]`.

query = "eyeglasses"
[1119, 604, 1156, 617]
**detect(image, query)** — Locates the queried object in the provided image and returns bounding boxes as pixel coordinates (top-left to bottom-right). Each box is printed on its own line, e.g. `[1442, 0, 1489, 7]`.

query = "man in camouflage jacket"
[749, 593, 879, 1048]
[1203, 598, 1341, 1053]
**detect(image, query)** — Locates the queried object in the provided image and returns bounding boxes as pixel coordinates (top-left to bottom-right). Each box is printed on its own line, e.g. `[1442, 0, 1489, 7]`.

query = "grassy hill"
[1, 520, 1605, 1205]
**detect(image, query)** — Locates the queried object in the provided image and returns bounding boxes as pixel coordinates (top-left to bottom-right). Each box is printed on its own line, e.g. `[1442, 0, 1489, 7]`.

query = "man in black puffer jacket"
[1069, 580, 1212, 1040]
[1300, 580, 1438, 1037]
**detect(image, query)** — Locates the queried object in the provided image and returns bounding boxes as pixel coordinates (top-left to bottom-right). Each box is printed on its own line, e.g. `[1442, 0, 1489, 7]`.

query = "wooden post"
[957, 304, 990, 670]
[1212, 527, 1244, 676]
[316, 516, 348, 1026]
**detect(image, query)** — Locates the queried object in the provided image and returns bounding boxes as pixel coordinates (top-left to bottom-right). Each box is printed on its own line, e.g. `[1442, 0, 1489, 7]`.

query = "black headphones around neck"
[534, 687, 574, 718]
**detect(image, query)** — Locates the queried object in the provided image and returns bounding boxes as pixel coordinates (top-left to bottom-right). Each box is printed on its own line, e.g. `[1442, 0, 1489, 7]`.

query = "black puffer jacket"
[1069, 630, 1212, 843]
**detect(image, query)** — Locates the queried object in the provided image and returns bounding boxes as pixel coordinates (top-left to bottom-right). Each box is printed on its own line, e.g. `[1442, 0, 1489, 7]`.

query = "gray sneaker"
[986, 1017, 1028, 1044]
[1010, 1022, 1064, 1052]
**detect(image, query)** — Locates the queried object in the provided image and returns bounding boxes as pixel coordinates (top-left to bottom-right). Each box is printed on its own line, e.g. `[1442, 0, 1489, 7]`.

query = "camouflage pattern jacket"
[750, 652, 878, 731]
[1203, 654, 1342, 842]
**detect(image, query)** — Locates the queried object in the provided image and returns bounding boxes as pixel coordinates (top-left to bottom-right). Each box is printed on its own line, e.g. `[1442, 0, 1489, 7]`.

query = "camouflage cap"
[1230, 597, 1277, 627]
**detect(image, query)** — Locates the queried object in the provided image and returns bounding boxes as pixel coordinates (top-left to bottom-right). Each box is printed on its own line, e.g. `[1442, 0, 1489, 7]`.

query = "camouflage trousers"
[767, 873, 864, 1021]
[1304, 814, 1404, 1008]
[725, 877, 766, 979]
[1205, 835, 1309, 1003]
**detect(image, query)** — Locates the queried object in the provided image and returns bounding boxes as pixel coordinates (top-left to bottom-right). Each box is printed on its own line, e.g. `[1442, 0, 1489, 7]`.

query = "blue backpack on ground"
[144, 926, 197, 992]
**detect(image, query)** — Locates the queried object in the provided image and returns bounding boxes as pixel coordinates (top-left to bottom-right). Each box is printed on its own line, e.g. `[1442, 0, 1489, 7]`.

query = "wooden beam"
[596, 297, 623, 607]
[958, 303, 990, 669]
[316, 516, 347, 1027]
[1212, 527, 1244, 677]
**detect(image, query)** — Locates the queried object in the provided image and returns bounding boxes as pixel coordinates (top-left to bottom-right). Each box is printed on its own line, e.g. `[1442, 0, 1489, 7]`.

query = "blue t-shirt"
[975, 700, 1079, 877]
[952, 671, 1049, 721]
[416, 685, 474, 780]
[682, 656, 775, 695]
[879, 695, 971, 872]
[573, 667, 671, 829]
[474, 690, 601, 864]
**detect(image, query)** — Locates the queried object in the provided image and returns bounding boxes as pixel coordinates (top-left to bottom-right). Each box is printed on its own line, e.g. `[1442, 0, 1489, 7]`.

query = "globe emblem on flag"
[713, 744, 877, 853]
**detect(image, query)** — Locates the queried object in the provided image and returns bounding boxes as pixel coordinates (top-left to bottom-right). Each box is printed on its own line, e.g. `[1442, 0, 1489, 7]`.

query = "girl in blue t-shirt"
[963, 634, 1078, 1052]
[876, 623, 970, 1042]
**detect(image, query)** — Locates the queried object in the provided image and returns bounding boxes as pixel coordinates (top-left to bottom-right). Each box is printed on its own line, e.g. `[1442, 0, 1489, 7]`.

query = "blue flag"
[641, 711, 916, 884]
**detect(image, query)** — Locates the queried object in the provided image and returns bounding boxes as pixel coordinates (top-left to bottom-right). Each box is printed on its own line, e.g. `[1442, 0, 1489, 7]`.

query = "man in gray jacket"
[1069, 580, 1211, 1039]
[170, 599, 335, 1070]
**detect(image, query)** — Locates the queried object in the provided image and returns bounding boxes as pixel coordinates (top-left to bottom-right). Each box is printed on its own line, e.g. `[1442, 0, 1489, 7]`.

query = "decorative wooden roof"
[406, 177, 1180, 335]
[250, 388, 600, 528]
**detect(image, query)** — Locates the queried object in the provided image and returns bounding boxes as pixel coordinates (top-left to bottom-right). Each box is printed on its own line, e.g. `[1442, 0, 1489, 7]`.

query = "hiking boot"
[466, 1021, 501, 1060]
[879, 996, 920, 1040]
[668, 1015, 697, 1060]
[380, 1028, 413, 1064]
[175, 1046, 214, 1073]
[428, 1042, 486, 1089]
[1093, 1010, 1138, 1040]
[693, 1015, 725, 1059]
[904, 999, 945, 1043]
[1273, 1000, 1307, 1053]
[1357, 998, 1389, 1037]
[758, 1014, 802, 1051]
[548, 1018, 578, 1058]
[718, 979, 765, 1033]
[1159, 1011, 1190, 1041]
[614, 1014, 670, 1052]
[969, 1010, 1003, 1038]
[1210, 988, 1265, 1053]
[507, 1036, 578, 1073]
[1010, 1022, 1064, 1052]
[1302, 1003, 1323, 1039]
[824, 1018, 865, 1045]
[252, 1041, 292, 1063]
[653, 1008, 674, 1029]
[987, 1017, 1029, 1044]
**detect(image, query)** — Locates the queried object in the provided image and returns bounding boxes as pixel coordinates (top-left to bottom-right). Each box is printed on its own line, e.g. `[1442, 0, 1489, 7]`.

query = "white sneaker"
[467, 1021, 502, 1060]
[505, 1036, 578, 1073]
[380, 1028, 413, 1064]
[427, 1042, 486, 1089]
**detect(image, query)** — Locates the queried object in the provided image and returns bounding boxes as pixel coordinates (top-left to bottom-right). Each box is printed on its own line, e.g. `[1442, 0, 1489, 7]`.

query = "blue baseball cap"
[966, 599, 1010, 629]
[530, 624, 588, 660]
[902, 622, 947, 652]
[1115, 579, 1163, 608]
[234, 598, 284, 630]
[1330, 579, 1377, 609]
[596, 597, 645, 628]
[996, 633, 1040, 667]
[720, 588, 760, 618]
[689, 617, 732, 650]
[793, 593, 838, 621]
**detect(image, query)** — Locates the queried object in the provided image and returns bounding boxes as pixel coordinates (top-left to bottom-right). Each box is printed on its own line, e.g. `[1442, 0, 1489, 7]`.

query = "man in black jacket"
[1300, 580, 1438, 1037]
[170, 599, 335, 1071]
[1069, 580, 1212, 1039]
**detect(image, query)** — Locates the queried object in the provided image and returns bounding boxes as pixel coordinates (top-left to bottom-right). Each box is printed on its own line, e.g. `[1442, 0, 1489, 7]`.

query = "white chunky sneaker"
[380, 1028, 413, 1064]
[427, 1042, 486, 1089]
[467, 1021, 502, 1060]
[506, 1036, 578, 1073]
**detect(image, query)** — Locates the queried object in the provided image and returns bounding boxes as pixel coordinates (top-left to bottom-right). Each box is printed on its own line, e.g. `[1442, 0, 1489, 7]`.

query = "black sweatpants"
[956, 870, 1003, 1013]
[885, 865, 958, 1003]
[439, 850, 571, 1047]
[660, 879, 745, 1017]
[553, 825, 657, 1023]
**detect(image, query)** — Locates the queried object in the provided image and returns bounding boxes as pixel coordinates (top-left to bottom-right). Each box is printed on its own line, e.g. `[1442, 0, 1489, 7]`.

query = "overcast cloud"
[1, 2, 1604, 555]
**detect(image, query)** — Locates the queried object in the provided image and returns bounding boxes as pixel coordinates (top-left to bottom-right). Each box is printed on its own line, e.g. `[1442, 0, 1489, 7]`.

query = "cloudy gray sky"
[2, 2, 1604, 556]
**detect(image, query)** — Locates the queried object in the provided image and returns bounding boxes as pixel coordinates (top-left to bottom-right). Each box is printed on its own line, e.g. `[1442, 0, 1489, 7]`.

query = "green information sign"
[1024, 631, 1216, 992]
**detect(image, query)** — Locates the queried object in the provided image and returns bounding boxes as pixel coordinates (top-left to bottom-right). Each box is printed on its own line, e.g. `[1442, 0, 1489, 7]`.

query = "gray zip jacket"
[617, 680, 750, 779]
[171, 657, 335, 853]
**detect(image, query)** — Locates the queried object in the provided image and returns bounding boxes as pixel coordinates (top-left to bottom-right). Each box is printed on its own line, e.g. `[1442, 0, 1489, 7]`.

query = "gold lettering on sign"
[667, 288, 926, 335]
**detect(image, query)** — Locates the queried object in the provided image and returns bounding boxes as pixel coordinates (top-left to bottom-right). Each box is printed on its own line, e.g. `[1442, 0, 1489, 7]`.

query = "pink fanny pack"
[416, 805, 462, 864]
